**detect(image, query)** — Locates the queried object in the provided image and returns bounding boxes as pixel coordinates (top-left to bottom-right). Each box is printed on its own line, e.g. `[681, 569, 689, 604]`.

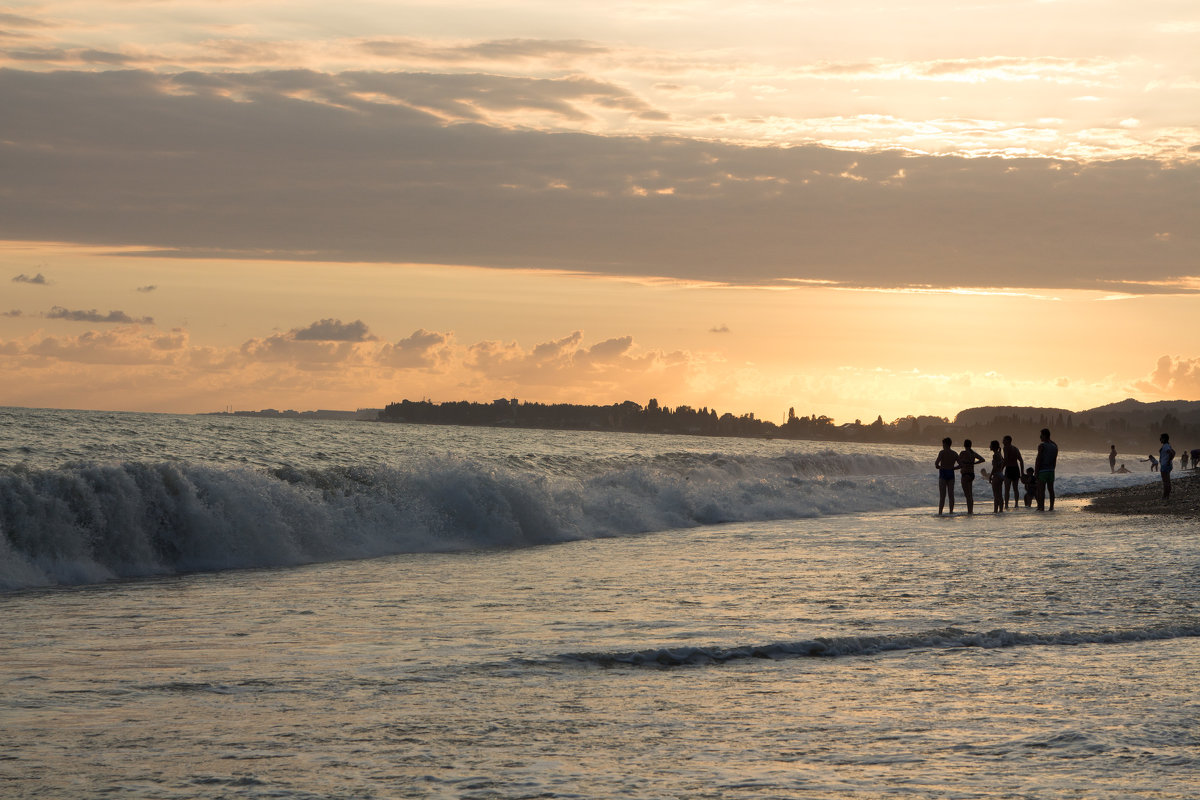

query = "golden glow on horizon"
[3, 241, 1199, 422]
[830, 286, 1065, 301]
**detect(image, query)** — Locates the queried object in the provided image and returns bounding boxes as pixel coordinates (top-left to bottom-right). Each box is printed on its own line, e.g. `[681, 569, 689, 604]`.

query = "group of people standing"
[935, 429, 1059, 515]
[1116, 439, 1194, 478]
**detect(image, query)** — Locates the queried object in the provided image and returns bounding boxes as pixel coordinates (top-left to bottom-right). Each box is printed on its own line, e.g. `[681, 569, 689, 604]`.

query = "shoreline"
[1071, 471, 1200, 518]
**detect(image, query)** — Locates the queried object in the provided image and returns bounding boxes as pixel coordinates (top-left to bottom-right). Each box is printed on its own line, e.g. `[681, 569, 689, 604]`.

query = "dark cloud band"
[1, 68, 1196, 292]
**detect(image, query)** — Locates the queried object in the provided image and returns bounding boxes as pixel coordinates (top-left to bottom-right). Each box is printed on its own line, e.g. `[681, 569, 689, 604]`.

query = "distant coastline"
[205, 397, 1200, 453]
[203, 408, 381, 421]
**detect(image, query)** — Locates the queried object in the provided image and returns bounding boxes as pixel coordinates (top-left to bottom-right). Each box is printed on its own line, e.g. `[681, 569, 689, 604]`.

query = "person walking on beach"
[1002, 435, 1024, 510]
[1035, 428, 1058, 511]
[958, 439, 985, 514]
[936, 437, 958, 514]
[1159, 433, 1175, 501]
[1109, 445, 1117, 473]
[988, 439, 1005, 513]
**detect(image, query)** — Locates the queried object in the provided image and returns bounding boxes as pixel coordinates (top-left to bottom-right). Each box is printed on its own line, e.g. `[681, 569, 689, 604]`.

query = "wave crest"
[0, 453, 915, 591]
[559, 624, 1200, 667]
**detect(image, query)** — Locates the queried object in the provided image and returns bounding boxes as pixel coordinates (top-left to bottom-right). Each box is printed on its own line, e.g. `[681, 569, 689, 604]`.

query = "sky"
[1, 0, 1198, 424]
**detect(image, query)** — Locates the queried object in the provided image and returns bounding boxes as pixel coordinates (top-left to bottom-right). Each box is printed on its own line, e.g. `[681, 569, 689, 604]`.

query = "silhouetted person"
[1143, 454, 1158, 472]
[1002, 435, 1024, 510]
[1182, 450, 1190, 470]
[1109, 445, 1117, 473]
[1034, 428, 1058, 511]
[936, 437, 958, 514]
[1159, 433, 1175, 500]
[988, 439, 1005, 513]
[1021, 467, 1036, 507]
[958, 439, 985, 514]
[1116, 464, 1130, 473]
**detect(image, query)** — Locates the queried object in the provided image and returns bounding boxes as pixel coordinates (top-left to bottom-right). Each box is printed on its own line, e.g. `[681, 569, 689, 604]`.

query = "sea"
[1, 406, 1197, 799]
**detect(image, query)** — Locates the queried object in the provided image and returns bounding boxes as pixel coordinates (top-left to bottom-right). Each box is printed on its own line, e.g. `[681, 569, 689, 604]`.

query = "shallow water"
[2, 408, 1197, 797]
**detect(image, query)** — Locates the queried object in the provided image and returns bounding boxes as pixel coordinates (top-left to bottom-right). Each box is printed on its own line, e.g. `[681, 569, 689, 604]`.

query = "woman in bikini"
[988, 439, 1005, 513]
[935, 437, 958, 515]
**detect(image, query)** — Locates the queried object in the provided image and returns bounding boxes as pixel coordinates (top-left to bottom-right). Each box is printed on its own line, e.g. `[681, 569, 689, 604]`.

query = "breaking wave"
[0, 450, 920, 591]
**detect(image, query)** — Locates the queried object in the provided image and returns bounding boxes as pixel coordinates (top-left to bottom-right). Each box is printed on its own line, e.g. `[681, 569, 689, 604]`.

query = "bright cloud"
[1131, 355, 1200, 398]
[0, 321, 705, 408]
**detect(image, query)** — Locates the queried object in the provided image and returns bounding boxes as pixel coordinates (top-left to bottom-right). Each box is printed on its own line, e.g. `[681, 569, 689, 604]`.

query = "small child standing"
[1021, 467, 1036, 507]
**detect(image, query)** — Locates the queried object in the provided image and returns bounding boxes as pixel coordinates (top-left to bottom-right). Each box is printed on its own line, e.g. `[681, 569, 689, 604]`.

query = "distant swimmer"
[958, 439, 986, 514]
[1109, 445, 1117, 473]
[1034, 428, 1058, 511]
[1002, 435, 1024, 510]
[1159, 433, 1175, 501]
[935, 437, 959, 515]
[988, 440, 1005, 513]
[1116, 464, 1130, 473]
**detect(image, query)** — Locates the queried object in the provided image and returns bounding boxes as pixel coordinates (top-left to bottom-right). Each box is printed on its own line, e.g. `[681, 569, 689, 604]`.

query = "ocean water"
[1, 407, 1197, 798]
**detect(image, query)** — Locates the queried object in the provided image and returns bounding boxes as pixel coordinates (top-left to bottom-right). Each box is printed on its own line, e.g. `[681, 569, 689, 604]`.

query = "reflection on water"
[3, 502, 1198, 798]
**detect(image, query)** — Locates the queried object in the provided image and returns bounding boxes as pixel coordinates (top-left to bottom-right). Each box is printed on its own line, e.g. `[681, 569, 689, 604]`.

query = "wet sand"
[1078, 471, 1200, 519]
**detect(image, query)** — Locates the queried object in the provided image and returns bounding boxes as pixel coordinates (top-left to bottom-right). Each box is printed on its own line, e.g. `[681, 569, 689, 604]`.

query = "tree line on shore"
[376, 397, 1200, 453]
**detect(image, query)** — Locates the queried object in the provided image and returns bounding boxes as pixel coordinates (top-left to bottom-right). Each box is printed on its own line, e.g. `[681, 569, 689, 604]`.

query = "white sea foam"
[0, 451, 921, 591]
[0, 407, 1162, 592]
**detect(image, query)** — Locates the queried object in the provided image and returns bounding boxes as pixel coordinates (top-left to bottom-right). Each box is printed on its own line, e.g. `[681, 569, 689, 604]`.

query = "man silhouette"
[1002, 435, 1024, 510]
[1159, 433, 1175, 500]
[1035, 428, 1058, 511]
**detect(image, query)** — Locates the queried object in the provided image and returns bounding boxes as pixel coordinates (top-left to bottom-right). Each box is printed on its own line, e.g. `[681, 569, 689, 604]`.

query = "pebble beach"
[1082, 470, 1200, 519]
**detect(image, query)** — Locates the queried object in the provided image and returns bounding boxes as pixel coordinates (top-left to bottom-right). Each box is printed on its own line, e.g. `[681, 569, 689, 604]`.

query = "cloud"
[0, 11, 52, 29]
[531, 331, 585, 364]
[237, 319, 382, 367]
[242, 333, 367, 366]
[1, 68, 1197, 292]
[292, 318, 375, 342]
[152, 68, 661, 125]
[2, 310, 22, 317]
[0, 319, 710, 411]
[359, 37, 609, 64]
[377, 329, 452, 368]
[462, 330, 686, 395]
[136, 284, 157, 292]
[798, 56, 1121, 86]
[710, 324, 730, 333]
[45, 306, 154, 324]
[583, 336, 634, 364]
[1130, 355, 1200, 398]
[25, 327, 185, 365]
[12, 272, 48, 284]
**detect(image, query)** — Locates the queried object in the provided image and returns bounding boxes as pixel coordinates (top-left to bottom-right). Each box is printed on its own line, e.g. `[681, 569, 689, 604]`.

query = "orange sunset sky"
[1, 0, 1198, 424]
